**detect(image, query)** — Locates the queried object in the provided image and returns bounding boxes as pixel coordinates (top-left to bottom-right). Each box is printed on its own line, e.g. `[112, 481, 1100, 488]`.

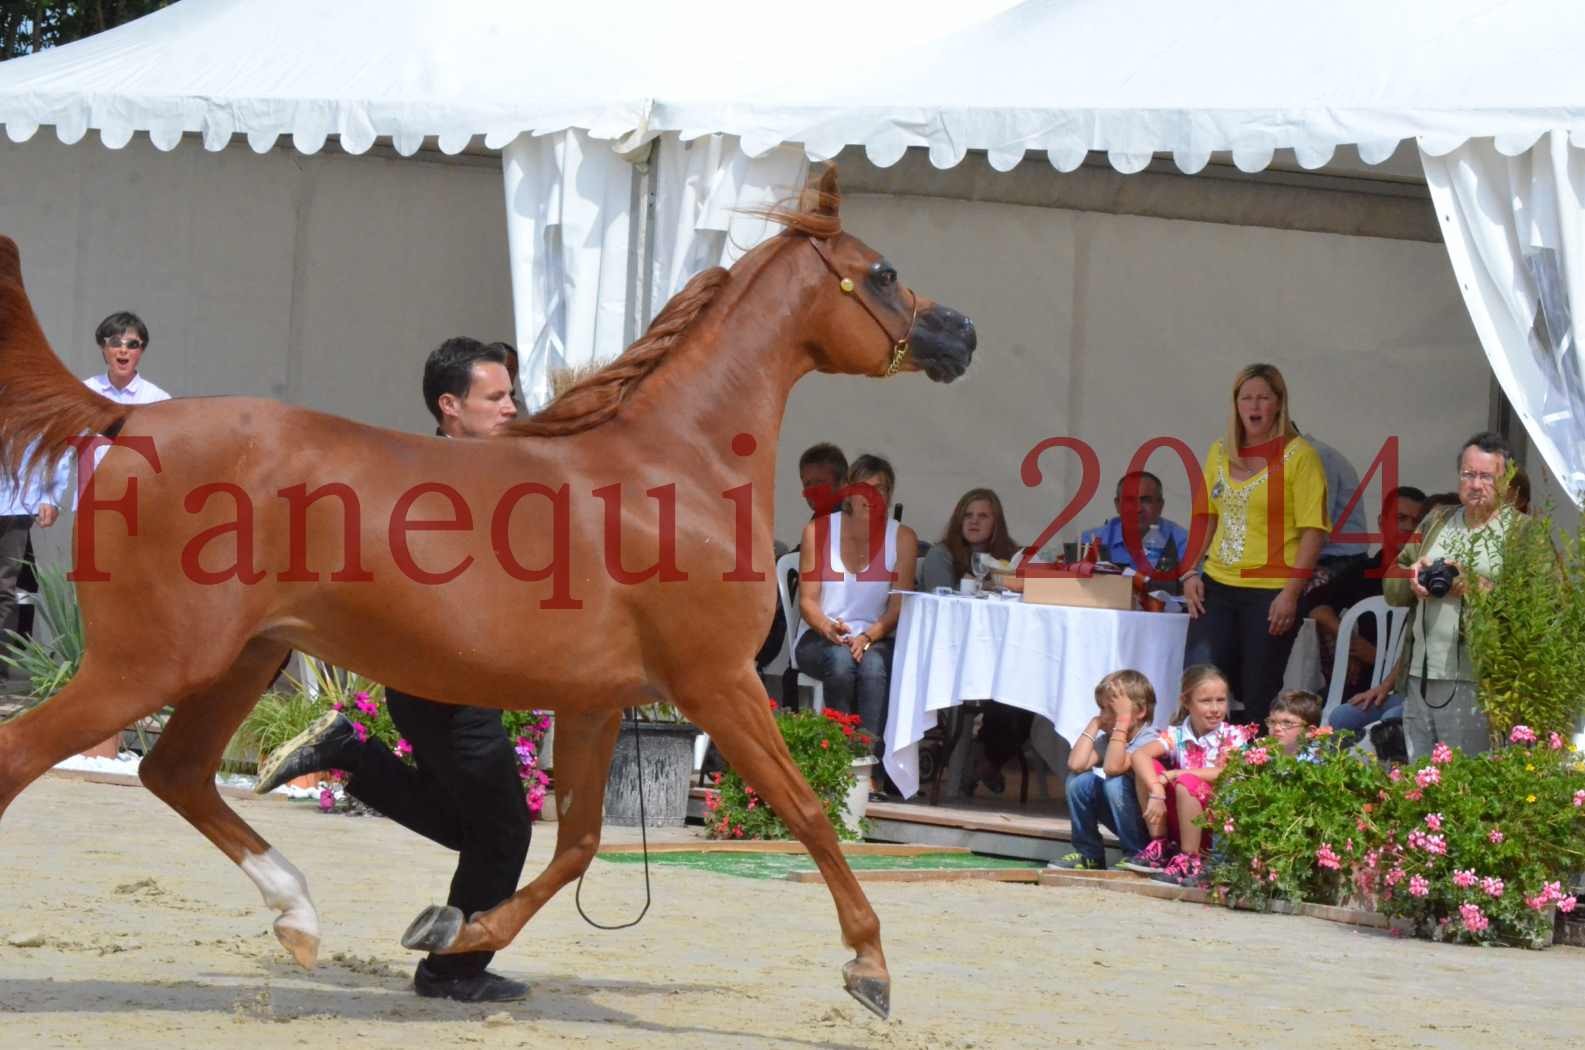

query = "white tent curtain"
[1423, 133, 1585, 508]
[501, 129, 636, 410]
[503, 130, 807, 410]
[648, 134, 809, 322]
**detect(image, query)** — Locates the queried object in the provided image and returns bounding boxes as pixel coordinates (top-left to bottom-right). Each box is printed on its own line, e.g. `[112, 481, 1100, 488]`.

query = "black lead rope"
[574, 721, 653, 930]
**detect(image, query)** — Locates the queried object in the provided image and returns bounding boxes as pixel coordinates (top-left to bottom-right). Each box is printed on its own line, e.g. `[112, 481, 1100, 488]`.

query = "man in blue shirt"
[1081, 471, 1189, 572]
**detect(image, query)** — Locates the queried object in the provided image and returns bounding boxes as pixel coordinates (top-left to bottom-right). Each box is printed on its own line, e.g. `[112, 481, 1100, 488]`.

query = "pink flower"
[1574, 789, 1585, 808]
[1223, 818, 1236, 835]
[1244, 747, 1270, 767]
[395, 738, 412, 758]
[1424, 812, 1443, 832]
[1549, 732, 1565, 750]
[1431, 742, 1454, 766]
[1268, 870, 1278, 883]
[1561, 896, 1578, 914]
[1480, 876, 1505, 899]
[354, 694, 379, 717]
[1415, 766, 1441, 789]
[1315, 843, 1342, 870]
[317, 787, 335, 812]
[1389, 767, 1403, 783]
[1408, 875, 1429, 898]
[1385, 867, 1406, 887]
[1459, 902, 1490, 934]
[1509, 725, 1538, 745]
[351, 720, 369, 743]
[1488, 827, 1505, 845]
[331, 701, 344, 712]
[1404, 789, 1423, 802]
[1452, 869, 1477, 889]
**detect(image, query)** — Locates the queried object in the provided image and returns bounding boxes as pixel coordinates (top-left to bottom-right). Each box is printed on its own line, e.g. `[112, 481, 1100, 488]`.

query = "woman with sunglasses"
[84, 310, 171, 405]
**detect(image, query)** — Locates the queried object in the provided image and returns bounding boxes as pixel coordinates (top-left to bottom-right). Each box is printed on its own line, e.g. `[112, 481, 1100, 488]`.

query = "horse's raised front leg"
[136, 640, 323, 968]
[684, 668, 890, 1019]
[403, 707, 622, 958]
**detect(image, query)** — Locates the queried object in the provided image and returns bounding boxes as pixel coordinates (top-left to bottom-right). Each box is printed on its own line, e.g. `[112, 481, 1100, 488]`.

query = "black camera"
[1417, 557, 1460, 598]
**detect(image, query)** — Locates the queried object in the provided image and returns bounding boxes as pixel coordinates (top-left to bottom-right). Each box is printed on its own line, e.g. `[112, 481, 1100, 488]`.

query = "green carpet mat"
[597, 849, 1039, 880]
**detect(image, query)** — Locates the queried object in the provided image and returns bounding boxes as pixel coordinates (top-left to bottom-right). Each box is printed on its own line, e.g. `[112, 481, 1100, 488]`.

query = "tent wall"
[0, 135, 512, 428]
[774, 191, 1497, 548]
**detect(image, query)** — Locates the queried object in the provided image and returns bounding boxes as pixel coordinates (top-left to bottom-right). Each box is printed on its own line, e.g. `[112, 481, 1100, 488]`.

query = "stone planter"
[604, 722, 697, 827]
[842, 756, 878, 835]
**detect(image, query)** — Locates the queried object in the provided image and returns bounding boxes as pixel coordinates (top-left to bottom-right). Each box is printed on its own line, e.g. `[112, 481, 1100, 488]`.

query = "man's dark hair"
[95, 311, 148, 347]
[1458, 431, 1513, 468]
[1384, 485, 1428, 505]
[798, 442, 848, 479]
[422, 337, 510, 424]
[1115, 470, 1163, 498]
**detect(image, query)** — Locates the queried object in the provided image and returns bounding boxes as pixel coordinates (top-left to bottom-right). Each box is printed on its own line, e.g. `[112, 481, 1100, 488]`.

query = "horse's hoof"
[273, 919, 319, 970]
[842, 959, 890, 1020]
[401, 904, 464, 953]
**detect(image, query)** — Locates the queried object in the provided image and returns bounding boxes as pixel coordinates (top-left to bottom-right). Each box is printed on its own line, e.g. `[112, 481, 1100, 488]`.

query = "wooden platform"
[688, 785, 1116, 864]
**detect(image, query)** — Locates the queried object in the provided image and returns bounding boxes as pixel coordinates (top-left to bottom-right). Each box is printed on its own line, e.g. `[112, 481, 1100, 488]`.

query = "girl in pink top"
[1123, 665, 1253, 883]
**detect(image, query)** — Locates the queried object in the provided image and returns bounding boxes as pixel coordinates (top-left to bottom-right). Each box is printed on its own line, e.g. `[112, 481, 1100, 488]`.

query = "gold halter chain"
[808, 237, 919, 378]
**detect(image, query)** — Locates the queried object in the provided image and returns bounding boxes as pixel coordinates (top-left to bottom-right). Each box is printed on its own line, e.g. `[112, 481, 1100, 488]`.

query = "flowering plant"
[1205, 725, 1585, 947]
[1204, 730, 1381, 908]
[1361, 729, 1585, 946]
[241, 661, 554, 820]
[705, 703, 872, 841]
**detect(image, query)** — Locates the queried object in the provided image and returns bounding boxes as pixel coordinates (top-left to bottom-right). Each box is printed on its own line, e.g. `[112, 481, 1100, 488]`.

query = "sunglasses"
[105, 337, 145, 350]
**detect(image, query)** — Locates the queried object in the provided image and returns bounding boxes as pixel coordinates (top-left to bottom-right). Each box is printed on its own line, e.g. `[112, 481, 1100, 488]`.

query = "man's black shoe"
[413, 960, 529, 1002]
[254, 711, 360, 795]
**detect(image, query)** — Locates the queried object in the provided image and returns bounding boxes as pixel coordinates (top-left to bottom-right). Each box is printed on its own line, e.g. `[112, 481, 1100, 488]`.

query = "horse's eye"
[877, 268, 897, 286]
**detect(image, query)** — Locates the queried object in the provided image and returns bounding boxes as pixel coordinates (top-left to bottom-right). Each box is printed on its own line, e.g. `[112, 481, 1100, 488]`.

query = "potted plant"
[0, 562, 127, 757]
[704, 704, 874, 841]
[604, 702, 697, 827]
[1460, 507, 1585, 744]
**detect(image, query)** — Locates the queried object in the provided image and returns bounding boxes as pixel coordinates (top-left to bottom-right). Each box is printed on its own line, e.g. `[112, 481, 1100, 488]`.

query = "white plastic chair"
[774, 550, 825, 714]
[1320, 595, 1411, 725]
[695, 552, 829, 774]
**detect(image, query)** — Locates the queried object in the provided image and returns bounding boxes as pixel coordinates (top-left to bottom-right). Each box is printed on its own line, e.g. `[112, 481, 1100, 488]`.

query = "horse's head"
[783, 169, 977, 383]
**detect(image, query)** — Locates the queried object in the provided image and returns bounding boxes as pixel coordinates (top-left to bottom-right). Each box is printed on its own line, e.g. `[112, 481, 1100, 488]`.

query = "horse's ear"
[0, 237, 20, 287]
[812, 165, 841, 218]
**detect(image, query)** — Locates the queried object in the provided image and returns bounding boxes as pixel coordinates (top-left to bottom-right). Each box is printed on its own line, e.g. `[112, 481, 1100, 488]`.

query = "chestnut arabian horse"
[0, 169, 975, 1018]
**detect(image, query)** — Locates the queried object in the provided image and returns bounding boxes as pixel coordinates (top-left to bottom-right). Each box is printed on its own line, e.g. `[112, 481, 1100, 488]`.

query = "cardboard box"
[1021, 572, 1134, 610]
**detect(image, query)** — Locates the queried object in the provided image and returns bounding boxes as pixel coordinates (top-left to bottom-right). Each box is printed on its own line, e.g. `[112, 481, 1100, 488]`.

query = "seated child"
[1266, 689, 1323, 760]
[1124, 664, 1252, 885]
[1050, 669, 1157, 870]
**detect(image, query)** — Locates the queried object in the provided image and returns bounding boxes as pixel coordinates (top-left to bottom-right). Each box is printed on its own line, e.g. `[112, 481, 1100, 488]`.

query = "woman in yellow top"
[1181, 364, 1331, 728]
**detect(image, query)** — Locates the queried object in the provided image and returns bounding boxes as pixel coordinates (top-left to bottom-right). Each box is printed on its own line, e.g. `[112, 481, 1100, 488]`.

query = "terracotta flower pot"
[79, 734, 122, 760]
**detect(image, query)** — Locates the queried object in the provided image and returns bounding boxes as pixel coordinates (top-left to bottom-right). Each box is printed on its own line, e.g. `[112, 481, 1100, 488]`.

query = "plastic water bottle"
[1143, 522, 1164, 561]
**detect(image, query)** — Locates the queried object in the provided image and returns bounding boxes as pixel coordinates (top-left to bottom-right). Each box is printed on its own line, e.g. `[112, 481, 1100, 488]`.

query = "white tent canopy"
[659, 0, 1585, 176]
[0, 0, 1017, 156]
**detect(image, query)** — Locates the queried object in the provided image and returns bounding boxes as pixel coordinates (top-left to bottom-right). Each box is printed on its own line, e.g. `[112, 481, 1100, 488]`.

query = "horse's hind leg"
[135, 639, 323, 968]
[405, 707, 622, 959]
[685, 668, 890, 1018]
[0, 656, 173, 820]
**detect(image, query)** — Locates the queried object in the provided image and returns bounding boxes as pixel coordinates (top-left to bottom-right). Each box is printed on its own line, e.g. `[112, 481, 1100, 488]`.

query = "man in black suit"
[257, 338, 531, 1003]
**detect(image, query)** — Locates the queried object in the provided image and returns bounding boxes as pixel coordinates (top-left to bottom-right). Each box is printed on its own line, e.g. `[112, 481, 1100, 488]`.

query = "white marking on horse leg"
[240, 847, 320, 969]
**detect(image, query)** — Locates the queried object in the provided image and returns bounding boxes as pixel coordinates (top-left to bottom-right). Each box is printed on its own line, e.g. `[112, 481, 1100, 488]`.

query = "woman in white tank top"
[795, 455, 918, 795]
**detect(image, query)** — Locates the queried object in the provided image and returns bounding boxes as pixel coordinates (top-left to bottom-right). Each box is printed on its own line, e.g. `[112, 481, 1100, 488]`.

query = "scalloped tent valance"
[5, 0, 1585, 174]
[652, 0, 1585, 176]
[0, 0, 1020, 158]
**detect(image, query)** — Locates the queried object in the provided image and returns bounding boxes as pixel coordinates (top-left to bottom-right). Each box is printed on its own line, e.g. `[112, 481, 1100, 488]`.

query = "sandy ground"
[2, 775, 1583, 1050]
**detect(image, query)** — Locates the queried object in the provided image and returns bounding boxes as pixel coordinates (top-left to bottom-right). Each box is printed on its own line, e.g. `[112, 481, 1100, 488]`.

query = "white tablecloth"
[883, 593, 1190, 798]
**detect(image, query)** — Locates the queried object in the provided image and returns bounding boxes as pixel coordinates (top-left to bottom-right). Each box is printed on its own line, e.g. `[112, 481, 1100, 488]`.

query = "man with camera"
[1383, 432, 1518, 758]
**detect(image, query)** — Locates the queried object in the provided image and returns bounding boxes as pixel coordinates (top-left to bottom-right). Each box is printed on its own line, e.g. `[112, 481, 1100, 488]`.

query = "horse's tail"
[0, 236, 130, 486]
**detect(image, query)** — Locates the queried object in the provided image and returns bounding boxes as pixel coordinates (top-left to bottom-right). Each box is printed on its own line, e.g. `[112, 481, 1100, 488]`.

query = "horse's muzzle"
[910, 305, 976, 383]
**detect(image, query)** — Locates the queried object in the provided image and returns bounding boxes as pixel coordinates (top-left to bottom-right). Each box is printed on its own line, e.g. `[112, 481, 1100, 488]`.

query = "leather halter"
[807, 237, 919, 377]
